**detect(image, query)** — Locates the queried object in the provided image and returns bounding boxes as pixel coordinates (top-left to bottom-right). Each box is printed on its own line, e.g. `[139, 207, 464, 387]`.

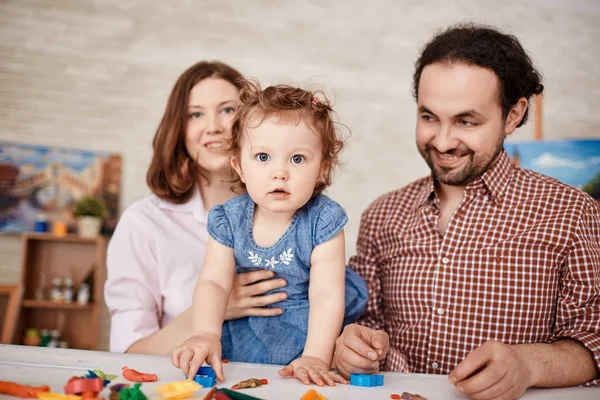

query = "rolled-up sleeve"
[554, 201, 600, 386]
[105, 209, 162, 353]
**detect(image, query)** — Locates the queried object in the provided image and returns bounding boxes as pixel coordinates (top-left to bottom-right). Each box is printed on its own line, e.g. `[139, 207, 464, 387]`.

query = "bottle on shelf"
[34, 213, 48, 233]
[47, 329, 61, 348]
[52, 219, 67, 237]
[63, 278, 74, 303]
[77, 283, 90, 305]
[50, 278, 64, 303]
[40, 329, 50, 347]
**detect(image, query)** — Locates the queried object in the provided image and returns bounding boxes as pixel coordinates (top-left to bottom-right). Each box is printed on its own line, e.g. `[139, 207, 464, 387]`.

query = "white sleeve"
[104, 208, 162, 353]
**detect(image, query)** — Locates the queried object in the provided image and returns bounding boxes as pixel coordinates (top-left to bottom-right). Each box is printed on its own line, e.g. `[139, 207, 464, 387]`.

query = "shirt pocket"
[474, 242, 559, 341]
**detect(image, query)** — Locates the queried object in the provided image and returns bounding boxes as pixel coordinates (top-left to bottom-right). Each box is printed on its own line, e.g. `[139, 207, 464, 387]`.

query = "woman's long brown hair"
[146, 61, 243, 204]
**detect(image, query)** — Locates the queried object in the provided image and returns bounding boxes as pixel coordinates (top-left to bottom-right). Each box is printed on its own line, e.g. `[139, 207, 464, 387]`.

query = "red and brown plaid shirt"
[350, 151, 600, 385]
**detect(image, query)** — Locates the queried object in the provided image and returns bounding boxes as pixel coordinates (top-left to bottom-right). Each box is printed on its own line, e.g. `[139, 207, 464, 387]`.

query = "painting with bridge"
[0, 141, 121, 234]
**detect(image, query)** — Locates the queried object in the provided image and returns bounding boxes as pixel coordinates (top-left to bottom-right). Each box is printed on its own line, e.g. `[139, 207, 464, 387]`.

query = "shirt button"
[437, 308, 444, 315]
[484, 195, 490, 201]
[442, 257, 450, 264]
[431, 362, 439, 369]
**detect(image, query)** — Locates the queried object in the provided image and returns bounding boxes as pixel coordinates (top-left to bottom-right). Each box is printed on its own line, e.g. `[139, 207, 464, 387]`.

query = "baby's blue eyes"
[255, 153, 270, 162]
[253, 154, 306, 164]
[291, 155, 305, 164]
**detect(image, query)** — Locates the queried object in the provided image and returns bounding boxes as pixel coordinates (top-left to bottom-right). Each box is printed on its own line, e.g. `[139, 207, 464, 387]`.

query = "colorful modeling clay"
[82, 369, 118, 387]
[299, 388, 327, 400]
[401, 392, 428, 400]
[109, 383, 130, 400]
[121, 366, 158, 382]
[38, 394, 82, 400]
[230, 378, 268, 390]
[0, 381, 50, 398]
[120, 383, 147, 400]
[202, 386, 217, 400]
[63, 377, 104, 396]
[214, 388, 263, 400]
[155, 380, 202, 399]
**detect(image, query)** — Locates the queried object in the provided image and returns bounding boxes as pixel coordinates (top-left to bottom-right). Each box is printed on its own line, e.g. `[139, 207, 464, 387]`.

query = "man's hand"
[448, 340, 535, 400]
[332, 323, 389, 379]
[225, 270, 288, 320]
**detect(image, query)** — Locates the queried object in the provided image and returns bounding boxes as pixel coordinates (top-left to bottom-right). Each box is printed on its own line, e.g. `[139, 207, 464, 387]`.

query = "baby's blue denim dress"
[208, 193, 368, 365]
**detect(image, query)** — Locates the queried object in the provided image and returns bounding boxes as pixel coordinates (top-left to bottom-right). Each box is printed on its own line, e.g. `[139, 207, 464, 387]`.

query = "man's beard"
[419, 139, 504, 186]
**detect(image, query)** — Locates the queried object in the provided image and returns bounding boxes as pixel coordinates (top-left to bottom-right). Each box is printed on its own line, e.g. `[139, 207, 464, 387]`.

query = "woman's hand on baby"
[278, 356, 348, 386]
[226, 270, 288, 320]
[171, 332, 225, 382]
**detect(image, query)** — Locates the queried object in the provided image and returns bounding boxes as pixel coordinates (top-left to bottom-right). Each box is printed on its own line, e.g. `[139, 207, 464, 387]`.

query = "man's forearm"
[516, 339, 598, 387]
[126, 308, 193, 356]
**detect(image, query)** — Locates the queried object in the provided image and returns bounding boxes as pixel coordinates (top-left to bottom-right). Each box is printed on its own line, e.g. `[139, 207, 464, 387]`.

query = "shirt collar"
[416, 150, 514, 207]
[417, 177, 436, 208]
[479, 150, 513, 204]
[158, 185, 207, 224]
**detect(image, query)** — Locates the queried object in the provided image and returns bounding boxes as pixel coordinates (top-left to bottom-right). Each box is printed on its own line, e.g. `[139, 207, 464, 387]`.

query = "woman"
[104, 61, 288, 355]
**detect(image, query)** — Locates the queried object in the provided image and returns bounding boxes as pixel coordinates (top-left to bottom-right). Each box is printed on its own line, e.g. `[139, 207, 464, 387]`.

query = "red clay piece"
[0, 381, 50, 398]
[121, 366, 158, 382]
[202, 386, 217, 400]
[64, 377, 104, 396]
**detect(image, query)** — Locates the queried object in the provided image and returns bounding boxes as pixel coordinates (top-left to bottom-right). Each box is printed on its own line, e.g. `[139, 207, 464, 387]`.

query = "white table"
[0, 345, 597, 399]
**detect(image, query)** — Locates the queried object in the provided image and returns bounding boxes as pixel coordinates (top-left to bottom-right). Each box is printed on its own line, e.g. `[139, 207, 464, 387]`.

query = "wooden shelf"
[22, 300, 93, 310]
[12, 234, 107, 350]
[22, 233, 104, 244]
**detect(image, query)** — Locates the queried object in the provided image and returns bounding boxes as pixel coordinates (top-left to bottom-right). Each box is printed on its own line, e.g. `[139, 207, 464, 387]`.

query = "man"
[334, 23, 600, 399]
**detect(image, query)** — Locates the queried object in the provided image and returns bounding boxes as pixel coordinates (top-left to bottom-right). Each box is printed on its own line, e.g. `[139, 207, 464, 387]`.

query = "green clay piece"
[120, 383, 147, 400]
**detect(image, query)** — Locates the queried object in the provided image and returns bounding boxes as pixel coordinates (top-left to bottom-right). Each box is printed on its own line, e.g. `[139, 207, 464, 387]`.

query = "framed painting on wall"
[504, 139, 600, 201]
[0, 141, 122, 234]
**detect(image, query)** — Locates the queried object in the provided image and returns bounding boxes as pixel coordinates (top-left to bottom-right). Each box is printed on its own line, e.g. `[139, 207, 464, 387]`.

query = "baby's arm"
[279, 230, 347, 386]
[171, 237, 236, 381]
[305, 229, 346, 363]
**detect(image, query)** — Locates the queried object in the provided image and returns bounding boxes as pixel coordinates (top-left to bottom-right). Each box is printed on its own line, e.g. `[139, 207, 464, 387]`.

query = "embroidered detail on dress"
[248, 251, 262, 267]
[264, 256, 279, 269]
[248, 249, 294, 269]
[279, 248, 294, 265]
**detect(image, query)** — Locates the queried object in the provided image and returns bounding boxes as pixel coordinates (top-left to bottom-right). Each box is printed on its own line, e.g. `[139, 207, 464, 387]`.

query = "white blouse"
[104, 187, 208, 353]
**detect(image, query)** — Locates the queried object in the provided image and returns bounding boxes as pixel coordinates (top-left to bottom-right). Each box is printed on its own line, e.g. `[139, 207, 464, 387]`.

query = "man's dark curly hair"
[413, 23, 544, 127]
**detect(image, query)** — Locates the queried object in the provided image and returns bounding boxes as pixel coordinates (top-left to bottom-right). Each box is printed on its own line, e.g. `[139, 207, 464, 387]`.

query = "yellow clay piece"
[38, 394, 82, 400]
[155, 380, 203, 399]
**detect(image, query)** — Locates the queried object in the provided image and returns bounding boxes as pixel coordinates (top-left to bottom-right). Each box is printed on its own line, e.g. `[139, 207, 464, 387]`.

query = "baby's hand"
[278, 356, 348, 386]
[171, 332, 224, 382]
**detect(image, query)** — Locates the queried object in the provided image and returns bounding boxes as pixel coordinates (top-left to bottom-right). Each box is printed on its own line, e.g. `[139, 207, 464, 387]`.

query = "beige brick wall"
[1, 0, 599, 350]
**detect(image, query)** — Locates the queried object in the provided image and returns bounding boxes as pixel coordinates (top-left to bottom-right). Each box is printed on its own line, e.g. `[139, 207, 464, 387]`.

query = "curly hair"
[146, 61, 243, 204]
[413, 23, 544, 127]
[229, 79, 344, 196]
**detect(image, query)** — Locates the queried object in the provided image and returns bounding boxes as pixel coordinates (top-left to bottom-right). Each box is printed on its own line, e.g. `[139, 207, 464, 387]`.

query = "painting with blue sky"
[0, 141, 121, 233]
[504, 139, 600, 200]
